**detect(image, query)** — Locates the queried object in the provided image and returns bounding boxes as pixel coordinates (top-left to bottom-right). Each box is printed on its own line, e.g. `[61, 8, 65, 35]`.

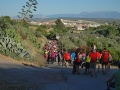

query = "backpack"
[75, 54, 82, 62]
[102, 51, 109, 62]
[82, 56, 86, 61]
[81, 53, 86, 61]
[76, 54, 81, 62]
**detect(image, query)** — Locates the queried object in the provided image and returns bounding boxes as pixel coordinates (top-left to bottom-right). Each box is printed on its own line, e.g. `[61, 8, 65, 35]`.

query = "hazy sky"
[0, 0, 120, 17]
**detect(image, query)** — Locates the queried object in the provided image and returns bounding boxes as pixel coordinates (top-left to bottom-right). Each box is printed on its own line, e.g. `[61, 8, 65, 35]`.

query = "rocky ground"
[0, 55, 116, 90]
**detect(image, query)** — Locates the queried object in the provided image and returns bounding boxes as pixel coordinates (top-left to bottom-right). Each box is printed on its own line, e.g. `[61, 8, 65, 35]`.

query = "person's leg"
[58, 58, 60, 66]
[75, 62, 80, 74]
[102, 63, 104, 74]
[89, 63, 91, 75]
[65, 61, 68, 67]
[104, 62, 108, 75]
[51, 57, 53, 64]
[94, 63, 97, 77]
[53, 57, 55, 63]
[72, 61, 76, 74]
[80, 61, 83, 70]
[91, 68, 93, 76]
[75, 64, 78, 74]
[97, 62, 100, 73]
[68, 60, 71, 66]
[71, 59, 74, 66]
[71, 60, 74, 66]
[88, 63, 90, 74]
[90, 63, 93, 76]
[104, 64, 106, 74]
[77, 63, 80, 74]
[96, 63, 98, 72]
[107, 62, 111, 72]
[47, 57, 49, 64]
[85, 62, 88, 74]
[109, 63, 111, 71]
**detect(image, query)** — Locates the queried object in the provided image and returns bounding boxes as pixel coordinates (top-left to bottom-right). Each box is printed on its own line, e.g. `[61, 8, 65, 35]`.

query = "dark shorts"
[65, 60, 70, 63]
[75, 62, 81, 65]
[108, 61, 112, 63]
[102, 62, 108, 65]
[86, 62, 90, 69]
[90, 63, 96, 70]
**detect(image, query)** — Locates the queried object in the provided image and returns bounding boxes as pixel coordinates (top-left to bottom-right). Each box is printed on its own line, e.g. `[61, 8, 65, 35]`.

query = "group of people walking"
[72, 47, 113, 76]
[58, 47, 113, 78]
[44, 40, 58, 64]
[44, 42, 113, 77]
[44, 41, 120, 90]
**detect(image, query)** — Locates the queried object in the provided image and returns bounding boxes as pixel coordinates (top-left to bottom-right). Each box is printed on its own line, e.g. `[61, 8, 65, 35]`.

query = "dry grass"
[29, 26, 37, 30]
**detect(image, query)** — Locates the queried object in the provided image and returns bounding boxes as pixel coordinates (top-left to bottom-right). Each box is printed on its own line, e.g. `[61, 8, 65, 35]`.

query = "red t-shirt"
[96, 52, 101, 60]
[64, 52, 70, 61]
[76, 54, 81, 62]
[89, 52, 97, 63]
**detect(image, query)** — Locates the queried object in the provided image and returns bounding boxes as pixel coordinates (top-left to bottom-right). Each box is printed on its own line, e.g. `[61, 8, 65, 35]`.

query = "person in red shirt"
[75, 51, 82, 74]
[63, 51, 71, 67]
[89, 49, 97, 77]
[101, 48, 110, 75]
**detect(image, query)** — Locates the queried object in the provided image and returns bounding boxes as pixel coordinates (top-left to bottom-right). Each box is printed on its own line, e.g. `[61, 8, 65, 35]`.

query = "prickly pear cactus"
[0, 36, 31, 59]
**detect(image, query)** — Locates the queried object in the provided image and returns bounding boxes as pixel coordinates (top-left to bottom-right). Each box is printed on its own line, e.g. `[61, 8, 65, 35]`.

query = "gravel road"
[0, 56, 116, 90]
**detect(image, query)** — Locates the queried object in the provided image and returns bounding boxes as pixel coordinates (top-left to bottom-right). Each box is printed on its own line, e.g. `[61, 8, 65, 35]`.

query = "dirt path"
[0, 56, 116, 90]
[0, 56, 66, 90]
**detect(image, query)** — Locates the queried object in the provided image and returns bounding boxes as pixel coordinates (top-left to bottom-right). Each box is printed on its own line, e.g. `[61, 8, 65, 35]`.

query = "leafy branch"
[17, 0, 38, 32]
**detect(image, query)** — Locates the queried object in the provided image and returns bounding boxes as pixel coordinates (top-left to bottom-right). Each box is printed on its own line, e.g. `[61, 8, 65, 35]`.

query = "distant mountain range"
[12, 11, 120, 19]
[31, 11, 120, 19]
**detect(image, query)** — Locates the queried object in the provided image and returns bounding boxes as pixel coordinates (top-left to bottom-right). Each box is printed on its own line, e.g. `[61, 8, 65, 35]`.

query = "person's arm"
[106, 73, 115, 83]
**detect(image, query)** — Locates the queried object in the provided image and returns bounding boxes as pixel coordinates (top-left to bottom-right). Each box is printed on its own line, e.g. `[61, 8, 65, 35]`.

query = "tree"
[36, 26, 48, 36]
[17, 0, 38, 32]
[55, 19, 65, 30]
[3, 16, 11, 23]
[47, 31, 56, 39]
[112, 21, 116, 26]
[0, 16, 8, 30]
